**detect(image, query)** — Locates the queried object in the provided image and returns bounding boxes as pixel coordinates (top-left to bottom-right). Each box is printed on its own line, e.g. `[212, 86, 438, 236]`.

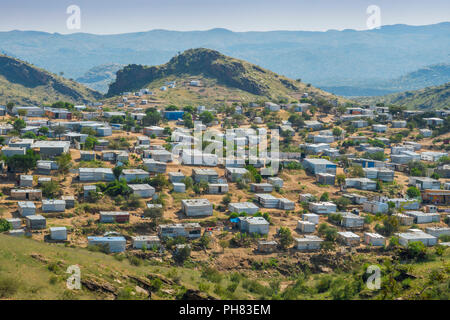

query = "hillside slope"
[322, 63, 450, 97]
[107, 48, 340, 102]
[0, 55, 102, 105]
[356, 82, 450, 109]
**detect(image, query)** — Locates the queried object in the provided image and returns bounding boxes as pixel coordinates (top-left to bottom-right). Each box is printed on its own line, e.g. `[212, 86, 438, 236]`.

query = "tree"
[0, 219, 12, 232]
[332, 127, 342, 137]
[38, 126, 49, 136]
[165, 105, 178, 111]
[278, 227, 293, 249]
[143, 108, 161, 126]
[199, 111, 214, 125]
[4, 149, 39, 173]
[6, 102, 14, 113]
[173, 246, 191, 264]
[143, 206, 163, 224]
[53, 125, 66, 140]
[406, 186, 421, 198]
[56, 153, 72, 174]
[183, 112, 194, 129]
[349, 165, 365, 178]
[13, 118, 26, 132]
[41, 181, 61, 198]
[288, 114, 305, 128]
[320, 192, 329, 202]
[113, 166, 123, 180]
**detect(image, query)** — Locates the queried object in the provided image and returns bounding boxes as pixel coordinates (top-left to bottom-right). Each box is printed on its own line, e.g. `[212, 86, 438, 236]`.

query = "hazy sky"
[0, 0, 449, 34]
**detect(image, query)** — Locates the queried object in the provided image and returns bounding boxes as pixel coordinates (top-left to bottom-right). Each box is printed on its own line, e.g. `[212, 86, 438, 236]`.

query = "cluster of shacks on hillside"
[0, 95, 450, 254]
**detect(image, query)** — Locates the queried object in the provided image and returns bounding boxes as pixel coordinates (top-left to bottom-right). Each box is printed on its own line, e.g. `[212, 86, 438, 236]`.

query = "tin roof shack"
[18, 201, 36, 217]
[137, 136, 151, 146]
[363, 168, 394, 182]
[303, 213, 320, 225]
[372, 124, 387, 133]
[62, 196, 75, 209]
[6, 218, 22, 229]
[11, 189, 42, 201]
[404, 211, 440, 224]
[391, 120, 407, 128]
[19, 175, 33, 187]
[172, 182, 186, 193]
[32, 141, 70, 159]
[337, 231, 360, 246]
[239, 216, 269, 235]
[147, 149, 173, 162]
[385, 198, 420, 210]
[80, 151, 96, 162]
[258, 240, 277, 253]
[143, 126, 164, 137]
[120, 169, 149, 182]
[341, 213, 365, 229]
[83, 185, 97, 199]
[228, 202, 259, 215]
[425, 227, 450, 238]
[42, 199, 66, 212]
[88, 236, 126, 253]
[1, 147, 26, 157]
[99, 211, 130, 223]
[26, 215, 46, 230]
[268, 177, 283, 188]
[393, 213, 415, 226]
[422, 189, 450, 205]
[398, 231, 437, 247]
[50, 227, 67, 241]
[132, 236, 161, 249]
[343, 193, 368, 205]
[181, 199, 213, 217]
[363, 201, 388, 214]
[208, 183, 229, 194]
[168, 172, 185, 183]
[255, 193, 280, 209]
[79, 168, 114, 182]
[345, 178, 377, 191]
[36, 160, 58, 175]
[303, 158, 337, 175]
[192, 168, 218, 183]
[158, 223, 202, 239]
[424, 205, 438, 213]
[129, 184, 155, 198]
[279, 198, 295, 210]
[364, 232, 386, 246]
[309, 202, 337, 214]
[297, 220, 316, 233]
[225, 167, 249, 182]
[143, 159, 167, 173]
[295, 235, 323, 251]
[250, 183, 273, 193]
[316, 173, 335, 185]
[409, 177, 441, 190]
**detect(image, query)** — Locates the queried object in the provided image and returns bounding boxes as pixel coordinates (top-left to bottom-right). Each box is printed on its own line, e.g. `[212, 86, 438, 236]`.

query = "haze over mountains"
[1, 23, 449, 95]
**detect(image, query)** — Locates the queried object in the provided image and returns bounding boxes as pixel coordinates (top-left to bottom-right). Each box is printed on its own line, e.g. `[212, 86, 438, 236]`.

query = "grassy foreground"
[0, 234, 448, 300]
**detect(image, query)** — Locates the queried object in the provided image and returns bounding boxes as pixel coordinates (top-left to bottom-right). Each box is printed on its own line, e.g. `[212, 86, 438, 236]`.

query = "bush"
[0, 277, 19, 298]
[0, 218, 12, 232]
[406, 186, 421, 198]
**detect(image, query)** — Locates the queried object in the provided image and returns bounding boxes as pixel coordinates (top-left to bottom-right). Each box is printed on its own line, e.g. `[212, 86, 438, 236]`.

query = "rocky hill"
[356, 82, 450, 109]
[107, 48, 339, 102]
[0, 55, 102, 105]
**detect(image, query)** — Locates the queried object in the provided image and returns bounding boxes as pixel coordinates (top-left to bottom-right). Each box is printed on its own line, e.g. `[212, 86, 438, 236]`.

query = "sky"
[0, 0, 449, 34]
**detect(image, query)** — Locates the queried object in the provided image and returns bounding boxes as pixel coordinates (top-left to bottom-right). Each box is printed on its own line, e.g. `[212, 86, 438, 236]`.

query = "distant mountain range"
[76, 63, 123, 93]
[0, 55, 101, 105]
[355, 82, 450, 110]
[0, 23, 449, 90]
[321, 63, 450, 96]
